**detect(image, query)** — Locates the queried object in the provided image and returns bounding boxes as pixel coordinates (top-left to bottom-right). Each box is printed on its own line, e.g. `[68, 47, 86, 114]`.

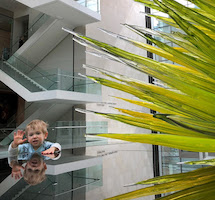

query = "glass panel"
[47, 121, 110, 149]
[159, 146, 203, 177]
[0, 60, 43, 92]
[1, 152, 102, 200]
[28, 14, 50, 37]
[75, 0, 100, 13]
[2, 56, 101, 95]
[30, 69, 101, 94]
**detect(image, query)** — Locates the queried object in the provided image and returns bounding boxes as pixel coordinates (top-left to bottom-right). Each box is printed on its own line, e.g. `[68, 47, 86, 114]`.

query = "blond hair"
[25, 119, 48, 135]
[23, 167, 46, 185]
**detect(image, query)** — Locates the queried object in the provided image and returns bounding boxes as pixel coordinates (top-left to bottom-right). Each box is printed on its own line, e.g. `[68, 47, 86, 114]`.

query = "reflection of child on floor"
[24, 153, 47, 185]
[10, 153, 48, 185]
[8, 119, 61, 155]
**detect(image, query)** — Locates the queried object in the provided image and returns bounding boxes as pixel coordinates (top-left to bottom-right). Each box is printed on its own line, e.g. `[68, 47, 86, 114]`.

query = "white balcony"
[0, 64, 102, 103]
[16, 0, 101, 26]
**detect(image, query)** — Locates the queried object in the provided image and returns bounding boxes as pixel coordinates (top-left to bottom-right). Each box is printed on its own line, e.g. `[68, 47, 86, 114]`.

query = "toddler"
[8, 119, 61, 155]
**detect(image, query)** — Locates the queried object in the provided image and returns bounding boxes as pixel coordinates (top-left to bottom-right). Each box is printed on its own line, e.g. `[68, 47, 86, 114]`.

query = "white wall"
[86, 143, 154, 200]
[37, 34, 74, 72]
[28, 9, 41, 27]
[85, 0, 154, 199]
[86, 0, 150, 134]
[74, 26, 86, 75]
[37, 26, 86, 73]
[13, 4, 30, 19]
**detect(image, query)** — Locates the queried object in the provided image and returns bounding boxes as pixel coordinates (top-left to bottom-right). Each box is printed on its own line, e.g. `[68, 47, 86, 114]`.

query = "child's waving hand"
[12, 130, 27, 148]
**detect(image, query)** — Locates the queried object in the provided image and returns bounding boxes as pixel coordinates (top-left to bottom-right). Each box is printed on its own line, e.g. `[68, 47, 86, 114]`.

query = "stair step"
[12, 185, 31, 200]
[3, 62, 47, 91]
[0, 68, 41, 92]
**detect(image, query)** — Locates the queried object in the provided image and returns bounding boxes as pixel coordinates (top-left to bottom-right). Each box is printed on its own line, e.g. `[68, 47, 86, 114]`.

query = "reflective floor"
[0, 139, 155, 200]
[1, 139, 211, 200]
[0, 148, 103, 200]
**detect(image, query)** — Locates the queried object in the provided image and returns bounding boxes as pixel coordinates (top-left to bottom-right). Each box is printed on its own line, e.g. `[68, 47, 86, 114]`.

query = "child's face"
[27, 128, 48, 149]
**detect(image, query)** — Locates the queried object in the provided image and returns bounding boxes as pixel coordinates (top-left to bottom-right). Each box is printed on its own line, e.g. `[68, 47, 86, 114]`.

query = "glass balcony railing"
[28, 13, 50, 38]
[75, 0, 100, 13]
[0, 60, 44, 92]
[29, 68, 101, 94]
[47, 121, 108, 148]
[41, 121, 127, 150]
[159, 146, 202, 177]
[2, 54, 101, 95]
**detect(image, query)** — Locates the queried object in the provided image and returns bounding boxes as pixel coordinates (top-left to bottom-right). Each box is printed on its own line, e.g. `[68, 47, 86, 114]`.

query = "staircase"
[0, 12, 65, 94]
[13, 17, 68, 67]
[2, 61, 46, 92]
[0, 7, 101, 101]
[12, 185, 31, 200]
[0, 0, 102, 150]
